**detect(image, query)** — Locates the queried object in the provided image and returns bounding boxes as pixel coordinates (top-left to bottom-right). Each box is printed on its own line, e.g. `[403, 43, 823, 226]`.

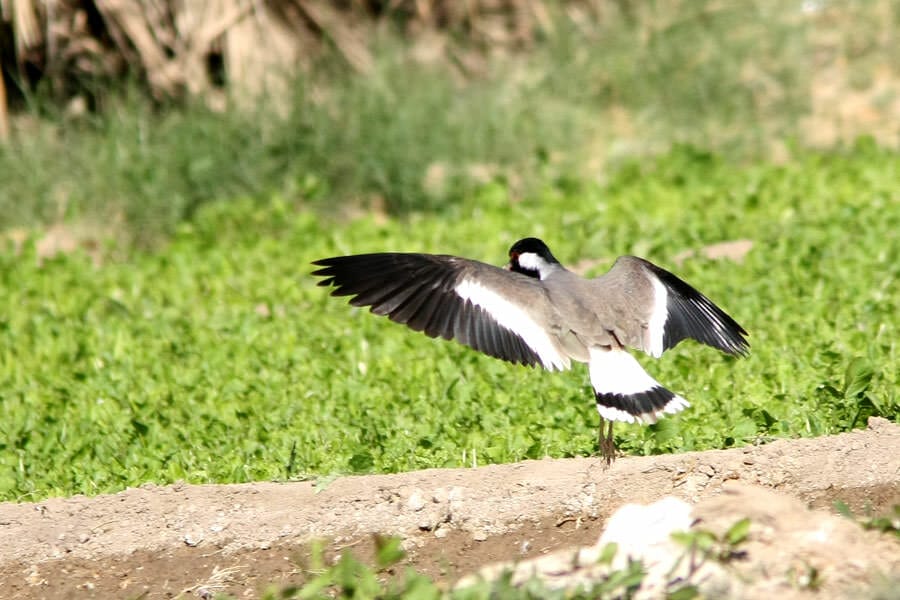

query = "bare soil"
[1, 418, 898, 600]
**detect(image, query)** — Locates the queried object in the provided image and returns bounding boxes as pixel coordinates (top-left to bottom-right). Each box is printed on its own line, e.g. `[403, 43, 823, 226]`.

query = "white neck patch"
[516, 252, 554, 279]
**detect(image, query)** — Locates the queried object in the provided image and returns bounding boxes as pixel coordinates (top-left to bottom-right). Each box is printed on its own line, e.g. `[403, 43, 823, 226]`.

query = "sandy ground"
[1, 417, 897, 599]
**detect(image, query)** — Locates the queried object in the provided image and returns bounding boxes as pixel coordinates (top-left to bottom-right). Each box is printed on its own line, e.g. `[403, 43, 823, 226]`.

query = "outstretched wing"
[312, 252, 570, 371]
[637, 258, 749, 357]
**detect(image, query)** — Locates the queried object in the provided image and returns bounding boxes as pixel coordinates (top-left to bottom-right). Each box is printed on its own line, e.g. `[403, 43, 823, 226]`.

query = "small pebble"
[407, 490, 426, 512]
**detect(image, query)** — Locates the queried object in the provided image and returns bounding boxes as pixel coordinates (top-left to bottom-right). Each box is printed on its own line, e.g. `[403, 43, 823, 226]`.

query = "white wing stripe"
[454, 278, 569, 371]
[647, 275, 668, 358]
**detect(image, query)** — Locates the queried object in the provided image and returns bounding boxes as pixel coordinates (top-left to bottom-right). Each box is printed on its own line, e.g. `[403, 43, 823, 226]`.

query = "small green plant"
[248, 521, 756, 599]
[589, 557, 646, 599]
[265, 535, 433, 600]
[456, 564, 646, 600]
[834, 501, 900, 538]
[787, 561, 822, 591]
[667, 517, 751, 597]
[671, 517, 751, 564]
[251, 537, 645, 600]
[816, 358, 885, 430]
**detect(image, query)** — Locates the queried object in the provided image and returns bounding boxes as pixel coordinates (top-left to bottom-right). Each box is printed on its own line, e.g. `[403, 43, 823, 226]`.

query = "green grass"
[1, 144, 898, 501]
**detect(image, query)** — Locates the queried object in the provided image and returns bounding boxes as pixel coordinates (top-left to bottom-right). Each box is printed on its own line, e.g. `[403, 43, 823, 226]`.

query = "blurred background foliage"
[0, 0, 898, 246]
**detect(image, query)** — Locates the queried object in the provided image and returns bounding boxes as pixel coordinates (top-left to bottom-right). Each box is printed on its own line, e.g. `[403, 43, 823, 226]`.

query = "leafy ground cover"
[1, 144, 898, 501]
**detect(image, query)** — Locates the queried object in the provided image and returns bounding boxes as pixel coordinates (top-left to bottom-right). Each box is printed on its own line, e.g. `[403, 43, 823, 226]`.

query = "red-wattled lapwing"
[312, 238, 749, 463]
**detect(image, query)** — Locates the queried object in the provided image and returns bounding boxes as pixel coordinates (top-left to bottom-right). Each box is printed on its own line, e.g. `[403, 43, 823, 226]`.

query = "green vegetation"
[0, 0, 897, 504]
[232, 518, 755, 599]
[835, 501, 900, 539]
[255, 536, 642, 599]
[1, 144, 897, 501]
[5, 0, 897, 243]
[670, 516, 752, 598]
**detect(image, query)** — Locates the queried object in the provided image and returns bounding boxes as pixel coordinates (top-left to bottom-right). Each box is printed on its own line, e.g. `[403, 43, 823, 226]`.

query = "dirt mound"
[1, 417, 897, 599]
[464, 483, 899, 599]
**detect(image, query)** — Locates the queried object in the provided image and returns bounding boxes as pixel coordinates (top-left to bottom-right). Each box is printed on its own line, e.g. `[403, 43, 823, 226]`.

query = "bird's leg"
[597, 418, 616, 465]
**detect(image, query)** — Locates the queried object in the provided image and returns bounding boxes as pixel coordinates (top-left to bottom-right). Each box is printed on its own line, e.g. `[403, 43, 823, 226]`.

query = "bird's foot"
[599, 436, 616, 467]
[597, 420, 617, 467]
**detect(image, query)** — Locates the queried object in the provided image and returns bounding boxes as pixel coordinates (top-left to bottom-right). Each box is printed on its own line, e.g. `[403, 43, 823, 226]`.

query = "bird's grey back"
[540, 257, 655, 354]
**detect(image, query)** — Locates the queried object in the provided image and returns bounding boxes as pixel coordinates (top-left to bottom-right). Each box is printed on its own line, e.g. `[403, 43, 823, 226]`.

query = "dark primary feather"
[639, 259, 749, 357]
[312, 253, 542, 367]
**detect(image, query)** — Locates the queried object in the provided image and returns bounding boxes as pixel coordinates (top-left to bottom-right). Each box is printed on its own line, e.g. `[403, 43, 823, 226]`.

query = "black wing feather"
[640, 260, 749, 356]
[312, 253, 542, 367]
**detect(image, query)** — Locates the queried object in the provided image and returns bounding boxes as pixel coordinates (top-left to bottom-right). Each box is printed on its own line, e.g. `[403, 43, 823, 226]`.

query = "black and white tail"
[588, 348, 689, 424]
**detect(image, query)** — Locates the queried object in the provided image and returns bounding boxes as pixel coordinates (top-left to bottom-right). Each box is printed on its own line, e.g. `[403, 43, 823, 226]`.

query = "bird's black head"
[507, 238, 560, 280]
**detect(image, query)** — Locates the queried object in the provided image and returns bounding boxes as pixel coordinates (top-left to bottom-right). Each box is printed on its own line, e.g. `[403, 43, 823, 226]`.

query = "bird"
[311, 238, 749, 463]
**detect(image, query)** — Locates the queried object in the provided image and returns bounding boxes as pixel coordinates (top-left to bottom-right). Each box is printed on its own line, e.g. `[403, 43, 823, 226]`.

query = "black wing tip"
[709, 318, 750, 357]
[664, 329, 750, 358]
[711, 312, 751, 357]
[311, 253, 393, 268]
[719, 342, 750, 359]
[311, 255, 349, 268]
[310, 252, 544, 369]
[311, 267, 342, 288]
[644, 260, 751, 358]
[310, 254, 389, 284]
[728, 333, 751, 357]
[311, 256, 342, 279]
[663, 305, 751, 358]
